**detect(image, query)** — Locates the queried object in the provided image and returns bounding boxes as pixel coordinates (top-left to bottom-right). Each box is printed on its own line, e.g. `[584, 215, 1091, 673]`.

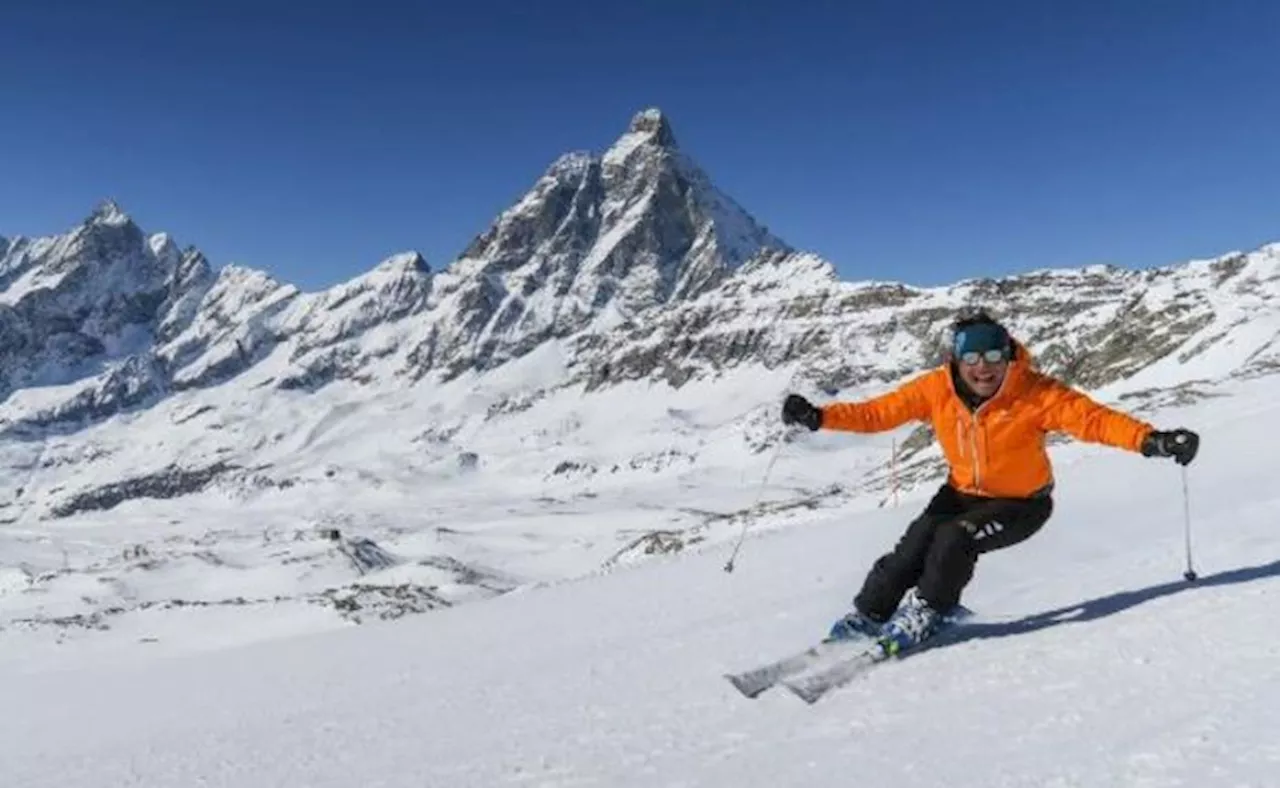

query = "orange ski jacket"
[819, 340, 1155, 499]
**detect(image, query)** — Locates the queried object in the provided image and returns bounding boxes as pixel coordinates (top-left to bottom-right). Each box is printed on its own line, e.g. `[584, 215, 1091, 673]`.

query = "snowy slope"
[1, 364, 1276, 787]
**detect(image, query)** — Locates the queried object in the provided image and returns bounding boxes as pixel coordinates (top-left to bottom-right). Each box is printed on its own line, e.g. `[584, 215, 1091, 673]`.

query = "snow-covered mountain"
[408, 108, 789, 379]
[2, 107, 1280, 654]
[0, 201, 212, 409]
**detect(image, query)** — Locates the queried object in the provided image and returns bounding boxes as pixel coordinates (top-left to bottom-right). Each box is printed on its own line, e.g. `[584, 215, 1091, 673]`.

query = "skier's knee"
[938, 519, 981, 556]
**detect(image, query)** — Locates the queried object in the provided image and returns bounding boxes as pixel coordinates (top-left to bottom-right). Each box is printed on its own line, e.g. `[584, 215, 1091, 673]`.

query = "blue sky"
[3, 0, 1280, 290]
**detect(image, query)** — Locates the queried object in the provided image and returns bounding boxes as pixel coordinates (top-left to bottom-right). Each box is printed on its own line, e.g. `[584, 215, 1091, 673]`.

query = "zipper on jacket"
[971, 411, 981, 491]
[970, 399, 992, 492]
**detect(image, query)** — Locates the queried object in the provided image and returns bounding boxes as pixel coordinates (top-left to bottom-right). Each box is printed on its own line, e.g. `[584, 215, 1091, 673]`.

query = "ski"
[723, 635, 877, 699]
[781, 643, 890, 703]
[781, 606, 976, 704]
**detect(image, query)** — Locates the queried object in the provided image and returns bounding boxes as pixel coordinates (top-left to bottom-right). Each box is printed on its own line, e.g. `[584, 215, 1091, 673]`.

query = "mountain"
[0, 201, 212, 408]
[401, 107, 790, 379]
[1, 108, 1279, 655]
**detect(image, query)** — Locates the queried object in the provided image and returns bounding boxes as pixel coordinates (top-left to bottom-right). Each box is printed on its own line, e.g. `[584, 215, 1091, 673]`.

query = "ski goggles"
[953, 323, 1011, 365]
[958, 348, 1010, 365]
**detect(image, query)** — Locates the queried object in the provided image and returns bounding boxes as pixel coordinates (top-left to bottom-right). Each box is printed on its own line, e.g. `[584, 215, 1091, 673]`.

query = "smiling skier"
[781, 310, 1201, 656]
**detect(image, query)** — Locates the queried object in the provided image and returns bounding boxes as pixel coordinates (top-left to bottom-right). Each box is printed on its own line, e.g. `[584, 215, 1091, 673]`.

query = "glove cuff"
[1140, 430, 1165, 457]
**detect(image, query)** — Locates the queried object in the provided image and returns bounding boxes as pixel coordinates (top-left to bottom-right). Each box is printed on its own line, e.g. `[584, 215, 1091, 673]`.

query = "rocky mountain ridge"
[1, 109, 798, 430]
[3, 108, 1277, 513]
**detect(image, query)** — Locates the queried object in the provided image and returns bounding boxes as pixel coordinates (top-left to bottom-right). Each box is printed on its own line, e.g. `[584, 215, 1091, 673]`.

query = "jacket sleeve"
[1036, 376, 1153, 451]
[819, 372, 935, 433]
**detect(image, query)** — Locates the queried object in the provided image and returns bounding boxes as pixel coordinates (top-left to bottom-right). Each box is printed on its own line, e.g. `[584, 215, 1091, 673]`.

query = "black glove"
[1141, 428, 1199, 466]
[782, 394, 822, 431]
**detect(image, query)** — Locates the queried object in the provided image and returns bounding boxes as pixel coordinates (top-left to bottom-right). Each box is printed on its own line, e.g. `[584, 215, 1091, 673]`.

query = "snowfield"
[2, 366, 1277, 787]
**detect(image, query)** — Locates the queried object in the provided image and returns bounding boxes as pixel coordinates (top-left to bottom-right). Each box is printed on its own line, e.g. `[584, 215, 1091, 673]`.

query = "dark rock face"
[567, 250, 1262, 399]
[48, 461, 238, 518]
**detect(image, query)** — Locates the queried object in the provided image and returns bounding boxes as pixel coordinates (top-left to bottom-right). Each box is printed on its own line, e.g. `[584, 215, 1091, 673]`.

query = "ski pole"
[1181, 464, 1198, 582]
[724, 367, 805, 573]
[723, 426, 792, 573]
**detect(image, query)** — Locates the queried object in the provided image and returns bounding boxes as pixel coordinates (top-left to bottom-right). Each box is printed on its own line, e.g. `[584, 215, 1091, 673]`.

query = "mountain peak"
[602, 108, 678, 170]
[373, 250, 431, 276]
[626, 107, 676, 148]
[87, 199, 131, 227]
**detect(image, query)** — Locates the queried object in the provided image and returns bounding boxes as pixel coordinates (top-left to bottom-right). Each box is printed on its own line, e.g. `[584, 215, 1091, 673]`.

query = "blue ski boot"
[877, 588, 942, 656]
[824, 608, 884, 643]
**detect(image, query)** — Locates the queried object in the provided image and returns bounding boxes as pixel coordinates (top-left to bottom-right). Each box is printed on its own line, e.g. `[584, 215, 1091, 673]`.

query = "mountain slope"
[0, 367, 1274, 787]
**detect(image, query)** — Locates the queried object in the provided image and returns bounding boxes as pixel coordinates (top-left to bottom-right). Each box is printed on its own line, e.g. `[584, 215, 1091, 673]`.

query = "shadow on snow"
[946, 557, 1280, 646]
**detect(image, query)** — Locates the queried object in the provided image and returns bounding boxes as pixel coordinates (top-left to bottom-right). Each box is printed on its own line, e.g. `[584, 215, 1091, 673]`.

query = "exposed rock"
[48, 461, 239, 518]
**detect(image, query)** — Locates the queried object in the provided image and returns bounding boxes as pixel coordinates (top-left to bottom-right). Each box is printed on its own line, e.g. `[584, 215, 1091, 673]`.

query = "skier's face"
[957, 352, 1008, 399]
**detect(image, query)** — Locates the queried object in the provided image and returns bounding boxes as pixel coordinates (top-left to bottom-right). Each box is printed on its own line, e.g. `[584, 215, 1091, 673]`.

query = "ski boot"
[876, 588, 942, 656]
[824, 607, 884, 643]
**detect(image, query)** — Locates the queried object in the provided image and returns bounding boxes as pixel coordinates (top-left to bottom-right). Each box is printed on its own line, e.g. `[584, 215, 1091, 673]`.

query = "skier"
[781, 310, 1200, 656]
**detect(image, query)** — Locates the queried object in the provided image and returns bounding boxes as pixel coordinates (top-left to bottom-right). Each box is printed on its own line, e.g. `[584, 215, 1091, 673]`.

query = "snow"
[147, 231, 177, 261]
[0, 262, 69, 305]
[89, 199, 130, 227]
[602, 127, 653, 170]
[634, 107, 665, 124]
[1, 342, 1278, 785]
[602, 109, 670, 170]
[373, 250, 429, 275]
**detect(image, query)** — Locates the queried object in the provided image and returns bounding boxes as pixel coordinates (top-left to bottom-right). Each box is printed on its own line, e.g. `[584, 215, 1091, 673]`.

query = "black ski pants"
[853, 482, 1053, 620]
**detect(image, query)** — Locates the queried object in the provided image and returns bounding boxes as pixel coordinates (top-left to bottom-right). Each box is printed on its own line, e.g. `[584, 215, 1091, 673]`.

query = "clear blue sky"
[3, 0, 1280, 290]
